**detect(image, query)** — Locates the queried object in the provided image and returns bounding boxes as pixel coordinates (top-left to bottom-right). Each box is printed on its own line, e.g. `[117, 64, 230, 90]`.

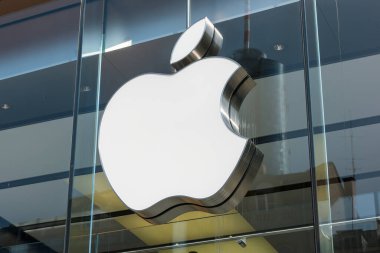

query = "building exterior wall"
[0, 0, 379, 252]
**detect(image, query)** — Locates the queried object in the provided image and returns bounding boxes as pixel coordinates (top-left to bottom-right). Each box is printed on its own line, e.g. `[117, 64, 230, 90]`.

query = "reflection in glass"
[0, 1, 80, 252]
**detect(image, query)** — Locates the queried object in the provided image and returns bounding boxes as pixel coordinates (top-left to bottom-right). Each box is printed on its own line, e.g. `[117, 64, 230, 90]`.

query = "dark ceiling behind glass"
[1, 0, 380, 131]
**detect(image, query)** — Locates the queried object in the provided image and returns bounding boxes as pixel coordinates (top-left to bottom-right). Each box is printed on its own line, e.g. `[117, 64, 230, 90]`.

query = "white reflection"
[82, 40, 133, 58]
[105, 40, 133, 53]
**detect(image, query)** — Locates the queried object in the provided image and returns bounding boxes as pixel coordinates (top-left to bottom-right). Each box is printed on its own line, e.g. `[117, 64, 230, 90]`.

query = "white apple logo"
[98, 17, 263, 224]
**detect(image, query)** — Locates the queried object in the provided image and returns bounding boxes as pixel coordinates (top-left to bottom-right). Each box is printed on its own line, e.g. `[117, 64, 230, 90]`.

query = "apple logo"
[98, 17, 263, 224]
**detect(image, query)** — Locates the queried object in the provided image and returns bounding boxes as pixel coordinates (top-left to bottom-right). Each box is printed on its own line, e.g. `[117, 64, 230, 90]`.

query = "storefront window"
[1, 0, 379, 252]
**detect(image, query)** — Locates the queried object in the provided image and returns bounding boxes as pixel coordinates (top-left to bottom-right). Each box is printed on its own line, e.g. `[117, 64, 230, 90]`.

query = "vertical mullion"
[88, 0, 107, 251]
[63, 0, 86, 252]
[300, 0, 321, 252]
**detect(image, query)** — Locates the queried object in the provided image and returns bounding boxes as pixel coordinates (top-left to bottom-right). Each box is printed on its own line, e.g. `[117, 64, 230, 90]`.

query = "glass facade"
[0, 0, 379, 252]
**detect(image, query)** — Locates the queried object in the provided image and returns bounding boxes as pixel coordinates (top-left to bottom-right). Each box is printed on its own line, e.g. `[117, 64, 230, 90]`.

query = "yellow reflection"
[73, 171, 126, 212]
[122, 212, 251, 245]
[73, 172, 277, 252]
[161, 237, 277, 253]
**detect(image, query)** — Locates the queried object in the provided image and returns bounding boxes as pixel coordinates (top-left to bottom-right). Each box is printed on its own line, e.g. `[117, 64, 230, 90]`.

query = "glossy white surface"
[98, 57, 246, 211]
[170, 18, 207, 65]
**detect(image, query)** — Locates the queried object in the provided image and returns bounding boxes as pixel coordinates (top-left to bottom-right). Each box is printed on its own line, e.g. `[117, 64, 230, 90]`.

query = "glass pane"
[105, 0, 187, 48]
[312, 0, 380, 252]
[66, 0, 106, 252]
[88, 221, 315, 253]
[79, 0, 316, 252]
[0, 1, 80, 252]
